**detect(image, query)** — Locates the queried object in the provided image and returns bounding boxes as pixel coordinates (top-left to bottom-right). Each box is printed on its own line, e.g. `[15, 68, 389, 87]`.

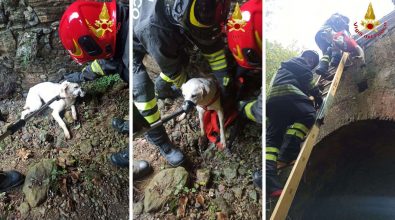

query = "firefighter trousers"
[266, 96, 316, 194]
[133, 67, 170, 146]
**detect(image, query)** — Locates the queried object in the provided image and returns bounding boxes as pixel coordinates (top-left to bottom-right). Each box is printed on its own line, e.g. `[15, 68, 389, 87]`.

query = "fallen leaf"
[218, 184, 226, 193]
[66, 198, 75, 212]
[60, 177, 68, 195]
[177, 196, 188, 218]
[70, 170, 80, 184]
[92, 177, 102, 186]
[57, 157, 67, 168]
[17, 148, 32, 161]
[216, 212, 228, 220]
[196, 194, 205, 206]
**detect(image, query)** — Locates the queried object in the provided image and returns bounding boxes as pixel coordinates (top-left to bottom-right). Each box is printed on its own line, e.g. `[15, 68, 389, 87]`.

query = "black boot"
[0, 171, 24, 192]
[315, 60, 330, 77]
[266, 160, 283, 197]
[133, 160, 152, 179]
[110, 149, 129, 168]
[145, 125, 185, 166]
[252, 170, 262, 189]
[155, 77, 181, 99]
[278, 134, 303, 164]
[112, 118, 129, 135]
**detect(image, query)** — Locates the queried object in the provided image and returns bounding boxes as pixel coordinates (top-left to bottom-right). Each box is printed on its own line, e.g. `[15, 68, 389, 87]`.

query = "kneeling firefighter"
[132, 0, 233, 166]
[226, 0, 262, 188]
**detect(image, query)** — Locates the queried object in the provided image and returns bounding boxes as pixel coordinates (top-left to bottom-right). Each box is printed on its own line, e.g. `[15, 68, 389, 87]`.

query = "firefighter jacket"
[132, 0, 227, 87]
[268, 57, 316, 101]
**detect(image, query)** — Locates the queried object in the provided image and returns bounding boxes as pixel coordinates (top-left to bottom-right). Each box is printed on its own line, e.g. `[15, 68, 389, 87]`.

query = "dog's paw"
[64, 132, 71, 140]
[220, 142, 227, 150]
[177, 113, 186, 121]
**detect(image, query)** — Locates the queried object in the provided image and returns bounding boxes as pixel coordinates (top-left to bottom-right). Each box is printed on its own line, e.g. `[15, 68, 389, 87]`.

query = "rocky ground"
[0, 75, 129, 219]
[133, 96, 263, 219]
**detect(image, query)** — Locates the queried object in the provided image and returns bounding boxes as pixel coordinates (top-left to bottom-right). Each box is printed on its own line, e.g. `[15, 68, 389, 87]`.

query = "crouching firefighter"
[315, 13, 350, 76]
[132, 0, 232, 166]
[226, 0, 262, 188]
[59, 0, 130, 165]
[266, 50, 323, 198]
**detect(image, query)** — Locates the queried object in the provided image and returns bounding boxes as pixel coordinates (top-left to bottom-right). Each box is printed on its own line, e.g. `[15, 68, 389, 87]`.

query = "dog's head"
[320, 27, 335, 44]
[181, 78, 211, 105]
[60, 81, 85, 98]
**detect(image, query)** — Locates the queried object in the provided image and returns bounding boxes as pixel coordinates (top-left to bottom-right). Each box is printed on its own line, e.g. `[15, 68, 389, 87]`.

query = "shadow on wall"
[289, 120, 395, 220]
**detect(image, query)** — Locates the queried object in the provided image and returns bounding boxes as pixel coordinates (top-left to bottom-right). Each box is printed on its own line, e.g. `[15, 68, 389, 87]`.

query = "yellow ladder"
[270, 52, 350, 220]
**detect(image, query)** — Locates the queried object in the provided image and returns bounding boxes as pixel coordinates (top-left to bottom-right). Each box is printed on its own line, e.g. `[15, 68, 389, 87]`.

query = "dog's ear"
[200, 85, 208, 97]
[60, 82, 69, 98]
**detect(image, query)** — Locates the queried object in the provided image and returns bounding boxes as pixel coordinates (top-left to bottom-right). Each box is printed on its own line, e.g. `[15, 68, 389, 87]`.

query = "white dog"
[21, 81, 85, 139]
[181, 77, 226, 148]
[321, 28, 365, 64]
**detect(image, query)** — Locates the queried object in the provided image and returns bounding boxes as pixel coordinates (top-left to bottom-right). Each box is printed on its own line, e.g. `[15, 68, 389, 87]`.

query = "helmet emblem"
[85, 3, 114, 38]
[232, 44, 244, 62]
[227, 3, 246, 32]
[360, 3, 380, 31]
[70, 38, 83, 57]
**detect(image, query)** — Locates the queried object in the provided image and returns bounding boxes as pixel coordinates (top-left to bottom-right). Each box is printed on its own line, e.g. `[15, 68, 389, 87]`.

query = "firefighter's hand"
[309, 86, 322, 97]
[314, 96, 323, 109]
[213, 70, 232, 98]
[63, 72, 85, 83]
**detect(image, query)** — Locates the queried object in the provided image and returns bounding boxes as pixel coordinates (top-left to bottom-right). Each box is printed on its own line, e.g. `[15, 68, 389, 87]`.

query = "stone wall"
[316, 12, 395, 142]
[0, 0, 78, 99]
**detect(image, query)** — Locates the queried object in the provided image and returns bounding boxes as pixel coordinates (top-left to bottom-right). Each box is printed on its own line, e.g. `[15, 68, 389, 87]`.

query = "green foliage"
[215, 151, 226, 161]
[0, 141, 5, 152]
[168, 198, 178, 213]
[173, 182, 184, 196]
[85, 74, 121, 94]
[266, 40, 299, 94]
[50, 166, 67, 181]
[208, 203, 218, 220]
[20, 52, 32, 69]
[49, 166, 67, 192]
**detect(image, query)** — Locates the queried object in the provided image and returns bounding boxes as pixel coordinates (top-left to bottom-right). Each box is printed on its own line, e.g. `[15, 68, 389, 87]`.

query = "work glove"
[64, 70, 97, 83]
[314, 95, 323, 109]
[63, 72, 85, 83]
[213, 70, 232, 99]
[309, 86, 323, 109]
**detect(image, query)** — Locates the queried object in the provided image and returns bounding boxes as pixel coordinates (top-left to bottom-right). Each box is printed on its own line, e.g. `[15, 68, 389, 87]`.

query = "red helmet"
[226, 0, 262, 69]
[59, 0, 117, 64]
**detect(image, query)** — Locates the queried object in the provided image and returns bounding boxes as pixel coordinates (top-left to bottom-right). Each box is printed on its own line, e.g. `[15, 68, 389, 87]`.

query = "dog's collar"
[203, 85, 220, 110]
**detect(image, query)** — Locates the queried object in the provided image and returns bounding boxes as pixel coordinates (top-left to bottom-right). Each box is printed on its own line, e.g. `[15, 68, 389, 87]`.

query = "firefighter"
[59, 0, 130, 166]
[266, 50, 322, 197]
[132, 0, 232, 166]
[226, 0, 262, 188]
[315, 13, 350, 76]
[0, 170, 24, 192]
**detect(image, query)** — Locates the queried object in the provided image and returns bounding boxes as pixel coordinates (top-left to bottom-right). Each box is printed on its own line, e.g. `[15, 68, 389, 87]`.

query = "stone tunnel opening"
[288, 120, 395, 220]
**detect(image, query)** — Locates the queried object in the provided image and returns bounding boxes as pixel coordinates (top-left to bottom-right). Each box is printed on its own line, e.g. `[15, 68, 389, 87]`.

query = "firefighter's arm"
[64, 59, 119, 83]
[137, 26, 187, 88]
[188, 25, 229, 87]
